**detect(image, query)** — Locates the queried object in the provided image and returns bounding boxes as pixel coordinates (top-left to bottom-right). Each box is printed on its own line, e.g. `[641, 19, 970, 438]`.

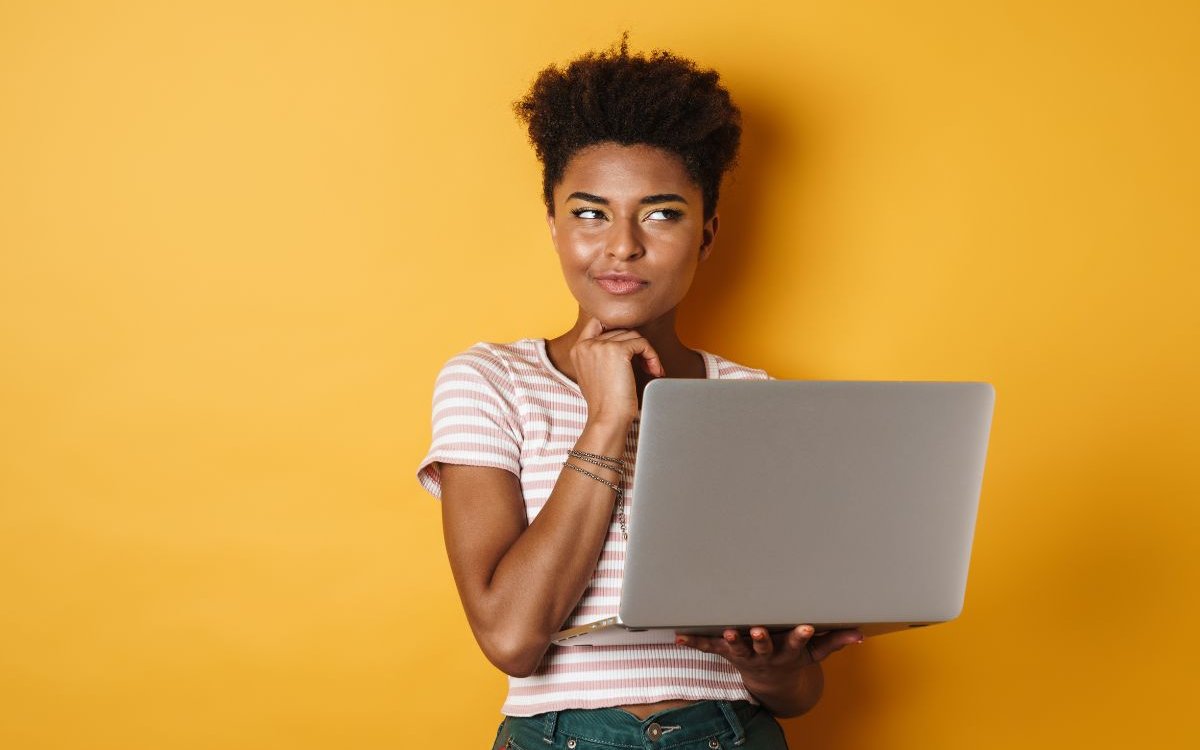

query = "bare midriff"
[613, 699, 699, 720]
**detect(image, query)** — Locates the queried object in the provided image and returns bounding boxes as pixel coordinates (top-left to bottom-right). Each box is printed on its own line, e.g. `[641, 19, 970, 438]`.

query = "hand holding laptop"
[675, 624, 865, 668]
[676, 624, 866, 716]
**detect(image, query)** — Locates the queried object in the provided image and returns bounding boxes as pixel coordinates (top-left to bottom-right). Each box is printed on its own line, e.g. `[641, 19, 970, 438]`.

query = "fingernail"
[676, 636, 689, 645]
[752, 630, 765, 640]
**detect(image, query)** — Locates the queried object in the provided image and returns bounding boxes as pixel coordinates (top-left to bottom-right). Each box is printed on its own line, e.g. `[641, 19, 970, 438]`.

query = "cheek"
[555, 229, 601, 262]
[661, 259, 701, 298]
[555, 249, 593, 295]
[672, 266, 700, 295]
[664, 249, 700, 277]
[557, 248, 592, 281]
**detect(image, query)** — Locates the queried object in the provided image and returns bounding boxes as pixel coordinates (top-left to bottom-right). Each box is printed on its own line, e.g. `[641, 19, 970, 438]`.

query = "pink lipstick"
[594, 272, 648, 296]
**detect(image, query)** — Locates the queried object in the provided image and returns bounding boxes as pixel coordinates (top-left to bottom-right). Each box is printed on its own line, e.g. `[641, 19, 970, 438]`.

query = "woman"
[417, 36, 865, 749]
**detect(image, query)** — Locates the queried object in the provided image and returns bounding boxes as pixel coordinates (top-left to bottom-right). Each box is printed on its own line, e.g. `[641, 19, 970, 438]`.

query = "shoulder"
[704, 350, 773, 381]
[435, 339, 543, 391]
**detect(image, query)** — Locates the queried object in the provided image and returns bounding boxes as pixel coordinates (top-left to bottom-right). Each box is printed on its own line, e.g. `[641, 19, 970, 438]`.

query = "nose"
[606, 217, 645, 261]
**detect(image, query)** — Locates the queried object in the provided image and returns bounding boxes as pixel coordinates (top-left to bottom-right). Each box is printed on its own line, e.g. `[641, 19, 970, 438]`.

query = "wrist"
[572, 421, 630, 476]
[583, 415, 633, 437]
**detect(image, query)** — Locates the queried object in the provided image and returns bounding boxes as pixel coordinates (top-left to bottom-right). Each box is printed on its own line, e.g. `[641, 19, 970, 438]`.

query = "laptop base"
[552, 616, 940, 647]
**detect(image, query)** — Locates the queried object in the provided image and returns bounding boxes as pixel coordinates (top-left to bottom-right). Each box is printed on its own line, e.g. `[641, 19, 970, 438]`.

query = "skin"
[440, 142, 864, 722]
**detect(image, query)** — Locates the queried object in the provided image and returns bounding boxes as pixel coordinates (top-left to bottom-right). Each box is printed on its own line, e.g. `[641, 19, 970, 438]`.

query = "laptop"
[551, 378, 996, 646]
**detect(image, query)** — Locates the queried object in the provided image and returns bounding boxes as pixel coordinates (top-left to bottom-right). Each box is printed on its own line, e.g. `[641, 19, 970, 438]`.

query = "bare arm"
[440, 417, 630, 677]
[438, 314, 666, 676]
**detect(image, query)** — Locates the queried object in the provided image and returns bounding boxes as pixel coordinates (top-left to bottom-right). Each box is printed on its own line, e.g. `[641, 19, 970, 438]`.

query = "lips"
[597, 279, 648, 294]
[592, 272, 648, 295]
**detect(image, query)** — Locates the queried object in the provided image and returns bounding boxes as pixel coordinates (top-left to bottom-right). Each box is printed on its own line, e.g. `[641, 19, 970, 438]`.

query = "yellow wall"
[2, 1, 1196, 747]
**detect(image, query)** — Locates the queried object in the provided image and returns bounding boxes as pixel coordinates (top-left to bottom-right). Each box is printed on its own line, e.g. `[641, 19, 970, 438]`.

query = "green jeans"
[491, 700, 789, 750]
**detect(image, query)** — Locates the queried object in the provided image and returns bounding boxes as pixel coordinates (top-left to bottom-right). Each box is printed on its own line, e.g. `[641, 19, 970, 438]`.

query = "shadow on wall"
[781, 644, 883, 749]
[677, 88, 816, 374]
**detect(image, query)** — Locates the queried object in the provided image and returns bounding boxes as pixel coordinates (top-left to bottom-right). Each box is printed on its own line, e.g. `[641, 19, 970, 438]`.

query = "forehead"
[556, 143, 699, 200]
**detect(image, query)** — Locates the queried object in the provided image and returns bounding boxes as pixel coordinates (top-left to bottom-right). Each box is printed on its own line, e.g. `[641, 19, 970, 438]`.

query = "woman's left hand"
[675, 625, 864, 693]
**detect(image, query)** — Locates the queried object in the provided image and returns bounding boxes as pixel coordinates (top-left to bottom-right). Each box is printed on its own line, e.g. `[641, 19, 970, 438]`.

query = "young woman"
[417, 37, 865, 750]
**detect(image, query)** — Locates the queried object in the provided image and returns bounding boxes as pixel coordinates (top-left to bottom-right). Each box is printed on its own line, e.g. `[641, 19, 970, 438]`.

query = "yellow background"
[2, 1, 1196, 747]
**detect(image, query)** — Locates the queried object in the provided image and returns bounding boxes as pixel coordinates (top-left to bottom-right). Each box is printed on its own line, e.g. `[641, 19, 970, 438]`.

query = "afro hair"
[513, 33, 742, 221]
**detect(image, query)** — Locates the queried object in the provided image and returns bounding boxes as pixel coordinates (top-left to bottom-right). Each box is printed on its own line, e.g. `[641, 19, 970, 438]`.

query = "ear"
[699, 213, 718, 263]
[545, 210, 557, 244]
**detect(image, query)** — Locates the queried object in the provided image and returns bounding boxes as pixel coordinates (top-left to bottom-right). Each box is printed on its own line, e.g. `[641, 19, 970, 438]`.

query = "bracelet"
[566, 449, 626, 472]
[561, 460, 623, 497]
[566, 450, 626, 478]
[561, 453, 629, 542]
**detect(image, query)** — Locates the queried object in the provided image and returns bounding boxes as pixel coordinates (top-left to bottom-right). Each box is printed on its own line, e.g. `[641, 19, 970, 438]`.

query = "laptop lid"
[617, 379, 995, 630]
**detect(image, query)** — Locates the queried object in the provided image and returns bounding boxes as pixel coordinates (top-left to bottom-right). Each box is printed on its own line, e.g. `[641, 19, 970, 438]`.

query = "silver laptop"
[552, 379, 996, 646]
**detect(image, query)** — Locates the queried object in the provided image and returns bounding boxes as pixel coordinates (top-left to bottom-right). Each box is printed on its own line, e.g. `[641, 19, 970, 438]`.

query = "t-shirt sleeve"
[415, 346, 523, 500]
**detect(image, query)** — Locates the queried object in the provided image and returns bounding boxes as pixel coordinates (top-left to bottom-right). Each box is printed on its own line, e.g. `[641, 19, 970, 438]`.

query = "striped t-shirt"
[416, 337, 772, 716]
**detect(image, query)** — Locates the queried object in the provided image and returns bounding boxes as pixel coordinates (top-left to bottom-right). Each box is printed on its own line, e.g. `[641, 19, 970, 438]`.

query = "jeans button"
[567, 740, 577, 749]
[646, 723, 663, 741]
[709, 740, 721, 749]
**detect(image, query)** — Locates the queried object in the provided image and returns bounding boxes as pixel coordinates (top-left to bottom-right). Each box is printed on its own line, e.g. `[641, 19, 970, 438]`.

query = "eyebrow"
[566, 191, 689, 205]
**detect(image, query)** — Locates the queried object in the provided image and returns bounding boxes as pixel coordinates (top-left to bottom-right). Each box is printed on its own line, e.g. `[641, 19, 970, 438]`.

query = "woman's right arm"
[441, 418, 628, 677]
[439, 316, 664, 677]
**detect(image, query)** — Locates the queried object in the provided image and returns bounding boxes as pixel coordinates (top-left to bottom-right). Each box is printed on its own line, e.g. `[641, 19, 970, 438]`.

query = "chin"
[595, 313, 654, 332]
[581, 295, 668, 331]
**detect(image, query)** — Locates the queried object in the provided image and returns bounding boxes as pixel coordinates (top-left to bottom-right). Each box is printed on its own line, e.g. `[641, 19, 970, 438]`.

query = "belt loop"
[541, 710, 559, 745]
[717, 701, 746, 746]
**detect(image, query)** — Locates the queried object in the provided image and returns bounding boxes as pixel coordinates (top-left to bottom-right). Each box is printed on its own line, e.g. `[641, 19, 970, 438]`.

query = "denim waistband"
[499, 699, 762, 750]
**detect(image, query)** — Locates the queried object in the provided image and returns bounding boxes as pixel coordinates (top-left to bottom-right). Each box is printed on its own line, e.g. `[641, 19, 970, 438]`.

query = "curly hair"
[513, 33, 742, 221]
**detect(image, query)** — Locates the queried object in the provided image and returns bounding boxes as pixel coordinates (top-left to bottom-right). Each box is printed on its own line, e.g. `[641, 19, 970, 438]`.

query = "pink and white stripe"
[417, 338, 771, 716]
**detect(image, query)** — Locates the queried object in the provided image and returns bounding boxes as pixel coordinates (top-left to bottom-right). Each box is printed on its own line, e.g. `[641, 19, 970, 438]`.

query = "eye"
[570, 207, 606, 220]
[646, 208, 684, 221]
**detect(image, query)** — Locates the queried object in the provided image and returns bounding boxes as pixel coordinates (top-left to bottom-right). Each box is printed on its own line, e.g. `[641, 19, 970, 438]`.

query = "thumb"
[809, 629, 865, 662]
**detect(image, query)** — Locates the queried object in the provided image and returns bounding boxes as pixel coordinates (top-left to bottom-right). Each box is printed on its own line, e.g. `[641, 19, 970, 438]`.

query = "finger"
[578, 315, 605, 342]
[749, 627, 774, 656]
[591, 331, 665, 378]
[630, 340, 666, 377]
[597, 329, 639, 340]
[592, 331, 666, 377]
[808, 628, 864, 662]
[723, 629, 753, 658]
[676, 633, 716, 653]
[784, 624, 815, 657]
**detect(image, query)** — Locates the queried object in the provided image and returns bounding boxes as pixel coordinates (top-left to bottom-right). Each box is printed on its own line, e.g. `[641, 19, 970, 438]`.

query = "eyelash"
[649, 208, 683, 221]
[570, 208, 683, 221]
